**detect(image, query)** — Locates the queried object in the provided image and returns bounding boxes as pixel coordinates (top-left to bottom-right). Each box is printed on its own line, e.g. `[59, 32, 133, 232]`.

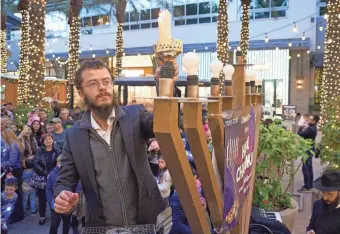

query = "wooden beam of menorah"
[153, 98, 211, 234]
[183, 101, 224, 228]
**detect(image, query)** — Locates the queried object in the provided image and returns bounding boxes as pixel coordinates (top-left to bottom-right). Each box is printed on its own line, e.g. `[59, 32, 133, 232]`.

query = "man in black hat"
[306, 170, 340, 234]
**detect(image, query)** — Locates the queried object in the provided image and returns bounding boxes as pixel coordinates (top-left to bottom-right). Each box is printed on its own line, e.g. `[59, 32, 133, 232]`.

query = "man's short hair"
[74, 59, 113, 90]
[60, 108, 69, 114]
[5, 177, 18, 187]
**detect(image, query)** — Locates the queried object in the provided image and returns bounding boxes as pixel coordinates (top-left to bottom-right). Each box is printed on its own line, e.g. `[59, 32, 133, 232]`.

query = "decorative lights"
[217, 0, 229, 96]
[292, 22, 297, 32]
[264, 34, 269, 43]
[0, 27, 7, 73]
[302, 32, 306, 41]
[115, 23, 124, 77]
[240, 0, 250, 64]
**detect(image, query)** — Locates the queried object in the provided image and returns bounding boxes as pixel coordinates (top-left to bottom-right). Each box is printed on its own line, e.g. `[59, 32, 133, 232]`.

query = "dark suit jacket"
[54, 105, 165, 227]
[307, 200, 340, 234]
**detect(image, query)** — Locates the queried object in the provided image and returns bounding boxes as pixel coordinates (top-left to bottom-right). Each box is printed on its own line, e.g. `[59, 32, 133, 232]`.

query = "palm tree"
[67, 0, 83, 108]
[240, 0, 251, 64]
[27, 0, 46, 107]
[17, 0, 30, 105]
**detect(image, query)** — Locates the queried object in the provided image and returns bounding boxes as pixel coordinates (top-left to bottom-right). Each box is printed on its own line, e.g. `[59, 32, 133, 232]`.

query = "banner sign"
[282, 105, 297, 121]
[220, 106, 256, 231]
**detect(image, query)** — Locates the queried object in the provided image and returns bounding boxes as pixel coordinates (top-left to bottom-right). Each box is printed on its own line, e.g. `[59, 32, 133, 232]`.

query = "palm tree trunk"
[27, 0, 46, 107]
[240, 0, 250, 64]
[217, 0, 229, 95]
[17, 0, 30, 105]
[1, 12, 7, 73]
[115, 0, 127, 77]
[67, 0, 82, 108]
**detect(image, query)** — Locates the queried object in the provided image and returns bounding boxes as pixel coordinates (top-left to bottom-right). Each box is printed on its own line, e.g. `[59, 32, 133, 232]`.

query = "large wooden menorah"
[151, 52, 263, 233]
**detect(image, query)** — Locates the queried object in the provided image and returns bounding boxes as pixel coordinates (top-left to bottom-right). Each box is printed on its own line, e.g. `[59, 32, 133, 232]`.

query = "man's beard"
[321, 193, 340, 216]
[84, 91, 117, 120]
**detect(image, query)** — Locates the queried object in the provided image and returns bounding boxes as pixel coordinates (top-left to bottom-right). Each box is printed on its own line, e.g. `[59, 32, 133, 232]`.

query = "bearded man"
[54, 59, 178, 232]
[306, 170, 340, 234]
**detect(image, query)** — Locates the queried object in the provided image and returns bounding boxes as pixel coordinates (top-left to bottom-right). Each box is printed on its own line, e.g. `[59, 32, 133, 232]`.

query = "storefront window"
[0, 84, 5, 101]
[186, 3, 197, 15]
[81, 14, 110, 27]
[141, 9, 151, 20]
[199, 2, 211, 15]
[239, 0, 288, 20]
[174, 5, 185, 17]
[82, 17, 92, 27]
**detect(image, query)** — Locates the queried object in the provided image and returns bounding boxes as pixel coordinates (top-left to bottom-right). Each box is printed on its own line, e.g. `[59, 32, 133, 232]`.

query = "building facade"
[6, 0, 328, 115]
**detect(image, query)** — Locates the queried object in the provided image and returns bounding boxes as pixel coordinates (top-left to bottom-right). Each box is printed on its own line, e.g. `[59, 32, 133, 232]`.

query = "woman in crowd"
[19, 125, 38, 162]
[9, 123, 19, 136]
[157, 155, 172, 206]
[34, 134, 61, 225]
[1, 128, 25, 223]
[31, 120, 44, 147]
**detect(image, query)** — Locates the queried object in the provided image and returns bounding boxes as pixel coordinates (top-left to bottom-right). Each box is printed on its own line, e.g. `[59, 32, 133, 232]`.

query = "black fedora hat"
[313, 170, 340, 192]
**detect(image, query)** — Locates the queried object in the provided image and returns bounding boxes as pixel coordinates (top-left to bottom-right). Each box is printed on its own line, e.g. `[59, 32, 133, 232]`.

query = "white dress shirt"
[90, 109, 115, 146]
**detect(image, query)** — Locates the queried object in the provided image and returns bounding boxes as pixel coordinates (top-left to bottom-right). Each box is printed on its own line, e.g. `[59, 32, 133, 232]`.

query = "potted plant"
[253, 122, 313, 230]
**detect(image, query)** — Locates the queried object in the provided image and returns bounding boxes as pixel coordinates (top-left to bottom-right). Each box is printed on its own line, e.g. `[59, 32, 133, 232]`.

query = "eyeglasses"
[84, 79, 113, 90]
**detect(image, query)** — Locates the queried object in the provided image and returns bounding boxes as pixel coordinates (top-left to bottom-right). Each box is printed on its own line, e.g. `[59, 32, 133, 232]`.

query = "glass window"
[83, 17, 92, 27]
[141, 9, 150, 21]
[199, 17, 211, 23]
[141, 23, 151, 29]
[130, 10, 139, 22]
[271, 10, 285, 17]
[319, 6, 326, 16]
[212, 16, 217, 22]
[254, 12, 270, 19]
[92, 16, 100, 26]
[271, 0, 287, 7]
[186, 3, 197, 15]
[212, 1, 218, 13]
[175, 19, 185, 26]
[252, 0, 270, 9]
[151, 8, 160, 19]
[199, 2, 210, 14]
[123, 25, 130, 31]
[130, 24, 140, 30]
[125, 13, 129, 22]
[186, 18, 198, 24]
[174, 5, 185, 17]
[152, 22, 158, 28]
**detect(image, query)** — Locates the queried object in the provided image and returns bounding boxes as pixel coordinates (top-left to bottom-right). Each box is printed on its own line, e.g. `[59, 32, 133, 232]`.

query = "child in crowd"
[21, 155, 37, 216]
[298, 113, 310, 129]
[46, 123, 54, 135]
[1, 178, 18, 233]
[157, 155, 172, 206]
[46, 155, 71, 234]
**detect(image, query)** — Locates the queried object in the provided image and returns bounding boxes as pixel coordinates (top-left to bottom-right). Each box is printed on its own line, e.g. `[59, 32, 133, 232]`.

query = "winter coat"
[33, 147, 61, 177]
[1, 142, 22, 170]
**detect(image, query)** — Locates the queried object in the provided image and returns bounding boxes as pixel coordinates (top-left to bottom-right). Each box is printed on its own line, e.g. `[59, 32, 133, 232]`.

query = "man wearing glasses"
[298, 115, 320, 192]
[53, 59, 178, 231]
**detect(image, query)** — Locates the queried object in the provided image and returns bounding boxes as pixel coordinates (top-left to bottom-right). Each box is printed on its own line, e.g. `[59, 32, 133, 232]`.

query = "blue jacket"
[46, 166, 60, 209]
[169, 192, 192, 234]
[1, 142, 22, 170]
[22, 168, 34, 183]
[1, 192, 18, 223]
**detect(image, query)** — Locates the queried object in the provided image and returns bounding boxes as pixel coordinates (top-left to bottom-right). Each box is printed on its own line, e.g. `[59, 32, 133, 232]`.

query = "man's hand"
[54, 190, 79, 214]
[306, 230, 315, 234]
[155, 60, 179, 82]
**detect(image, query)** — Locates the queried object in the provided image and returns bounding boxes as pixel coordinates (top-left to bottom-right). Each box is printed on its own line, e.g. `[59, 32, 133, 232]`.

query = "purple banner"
[220, 106, 256, 231]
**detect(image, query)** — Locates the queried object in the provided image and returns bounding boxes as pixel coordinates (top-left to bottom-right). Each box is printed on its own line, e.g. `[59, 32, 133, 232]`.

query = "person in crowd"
[148, 139, 161, 177]
[46, 155, 71, 234]
[51, 101, 60, 118]
[202, 103, 208, 119]
[306, 169, 340, 234]
[19, 125, 38, 162]
[4, 103, 15, 117]
[1, 128, 24, 223]
[1, 117, 11, 131]
[39, 110, 49, 129]
[46, 123, 54, 135]
[21, 155, 37, 216]
[51, 118, 66, 152]
[9, 123, 19, 136]
[31, 120, 44, 147]
[54, 59, 179, 229]
[1, 178, 18, 232]
[27, 110, 40, 126]
[298, 115, 319, 192]
[157, 155, 172, 206]
[34, 134, 61, 225]
[298, 113, 310, 128]
[59, 108, 74, 129]
[1, 105, 14, 121]
[71, 106, 83, 122]
[169, 165, 207, 234]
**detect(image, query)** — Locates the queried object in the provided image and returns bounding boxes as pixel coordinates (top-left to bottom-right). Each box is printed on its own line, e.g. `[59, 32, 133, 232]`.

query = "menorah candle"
[223, 64, 235, 96]
[183, 52, 200, 98]
[209, 60, 223, 96]
[158, 10, 171, 44]
[236, 50, 243, 64]
[256, 78, 263, 93]
[249, 70, 256, 94]
[159, 59, 176, 97]
[245, 70, 251, 94]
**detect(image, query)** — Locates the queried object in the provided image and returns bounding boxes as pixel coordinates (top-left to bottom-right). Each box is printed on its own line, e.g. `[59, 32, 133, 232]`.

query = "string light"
[302, 32, 306, 41]
[288, 42, 292, 47]
[319, 24, 324, 31]
[307, 50, 310, 54]
[297, 53, 300, 58]
[240, 0, 250, 64]
[292, 22, 297, 32]
[317, 45, 321, 50]
[320, 0, 340, 134]
[324, 14, 328, 20]
[27, 0, 46, 108]
[264, 34, 269, 43]
[92, 54, 96, 58]
[67, 2, 82, 107]
[106, 49, 110, 54]
[1, 27, 7, 73]
[115, 23, 124, 77]
[17, 2, 31, 105]
[217, 0, 229, 95]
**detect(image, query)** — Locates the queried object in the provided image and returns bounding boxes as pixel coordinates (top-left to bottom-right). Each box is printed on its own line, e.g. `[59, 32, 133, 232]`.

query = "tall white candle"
[158, 17, 165, 42]
[162, 10, 171, 42]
